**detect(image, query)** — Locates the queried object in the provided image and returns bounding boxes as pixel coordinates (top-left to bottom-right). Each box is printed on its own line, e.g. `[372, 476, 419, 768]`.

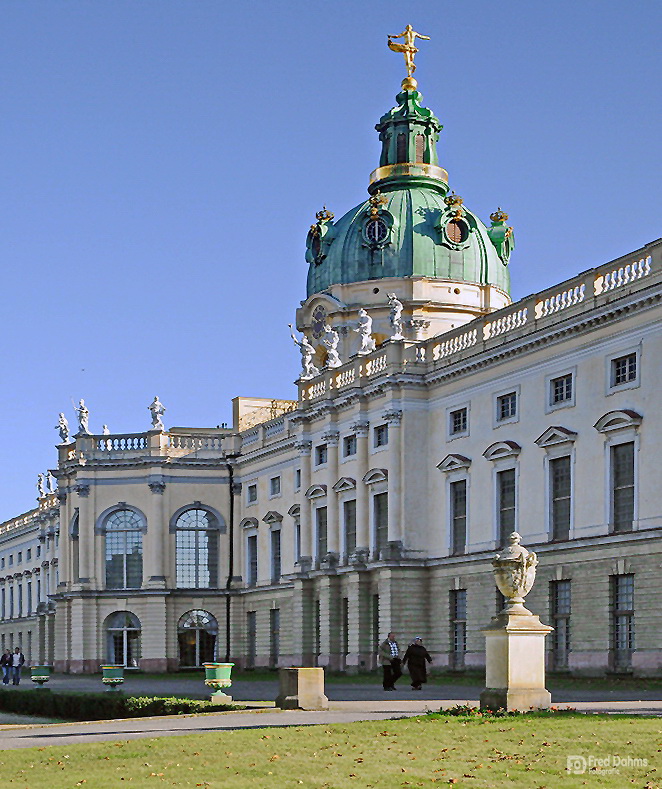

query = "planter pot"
[30, 665, 52, 688]
[203, 662, 234, 703]
[100, 664, 124, 691]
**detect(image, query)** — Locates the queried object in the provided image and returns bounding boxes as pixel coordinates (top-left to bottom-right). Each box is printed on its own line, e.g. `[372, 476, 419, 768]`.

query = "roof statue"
[387, 25, 430, 90]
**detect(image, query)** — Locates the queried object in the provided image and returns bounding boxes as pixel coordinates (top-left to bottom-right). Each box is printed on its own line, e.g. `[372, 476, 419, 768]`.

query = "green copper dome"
[306, 87, 514, 298]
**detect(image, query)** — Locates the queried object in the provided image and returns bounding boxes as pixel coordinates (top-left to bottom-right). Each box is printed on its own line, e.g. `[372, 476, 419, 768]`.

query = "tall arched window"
[178, 610, 218, 666]
[105, 509, 143, 589]
[106, 611, 141, 667]
[396, 133, 407, 163]
[175, 508, 219, 588]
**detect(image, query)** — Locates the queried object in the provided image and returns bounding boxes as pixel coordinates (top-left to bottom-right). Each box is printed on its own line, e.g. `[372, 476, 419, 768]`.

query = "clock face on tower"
[311, 305, 327, 339]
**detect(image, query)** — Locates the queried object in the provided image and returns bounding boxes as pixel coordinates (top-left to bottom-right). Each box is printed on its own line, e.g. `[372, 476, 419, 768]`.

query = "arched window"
[178, 609, 218, 666]
[105, 509, 143, 589]
[396, 133, 407, 163]
[175, 508, 219, 588]
[105, 611, 140, 667]
[415, 134, 425, 163]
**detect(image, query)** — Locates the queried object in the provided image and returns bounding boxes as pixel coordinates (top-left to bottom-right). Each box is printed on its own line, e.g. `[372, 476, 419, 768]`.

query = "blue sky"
[1, 0, 660, 520]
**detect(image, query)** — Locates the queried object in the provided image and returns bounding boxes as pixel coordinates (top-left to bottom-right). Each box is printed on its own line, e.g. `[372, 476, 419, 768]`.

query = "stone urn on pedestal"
[480, 532, 553, 711]
[203, 662, 234, 703]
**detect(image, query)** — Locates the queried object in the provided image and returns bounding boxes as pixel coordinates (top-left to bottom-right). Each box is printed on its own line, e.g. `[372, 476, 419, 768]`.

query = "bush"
[0, 689, 237, 721]
[430, 703, 578, 718]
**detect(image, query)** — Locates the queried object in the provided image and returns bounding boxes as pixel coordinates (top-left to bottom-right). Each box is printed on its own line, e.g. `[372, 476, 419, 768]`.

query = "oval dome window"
[365, 218, 389, 245]
[446, 219, 469, 244]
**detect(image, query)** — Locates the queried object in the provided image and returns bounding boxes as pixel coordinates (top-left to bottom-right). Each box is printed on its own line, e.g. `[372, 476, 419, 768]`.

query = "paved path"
[1, 698, 662, 750]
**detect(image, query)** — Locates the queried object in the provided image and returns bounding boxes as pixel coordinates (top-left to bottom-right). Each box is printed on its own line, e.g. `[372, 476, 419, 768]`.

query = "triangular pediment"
[362, 468, 388, 485]
[332, 476, 356, 492]
[305, 484, 327, 499]
[594, 410, 642, 433]
[483, 441, 522, 461]
[262, 510, 283, 524]
[534, 426, 578, 448]
[437, 454, 472, 472]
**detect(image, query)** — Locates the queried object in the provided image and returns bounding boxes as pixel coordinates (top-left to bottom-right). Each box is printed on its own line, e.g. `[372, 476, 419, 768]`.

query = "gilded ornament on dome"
[316, 206, 334, 222]
[444, 192, 463, 207]
[368, 191, 388, 218]
[490, 207, 509, 223]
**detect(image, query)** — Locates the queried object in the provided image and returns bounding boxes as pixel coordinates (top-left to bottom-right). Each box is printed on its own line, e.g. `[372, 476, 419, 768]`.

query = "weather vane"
[387, 25, 430, 90]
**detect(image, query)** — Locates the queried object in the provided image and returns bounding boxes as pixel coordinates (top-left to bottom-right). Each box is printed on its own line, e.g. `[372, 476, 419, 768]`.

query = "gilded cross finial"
[387, 24, 430, 90]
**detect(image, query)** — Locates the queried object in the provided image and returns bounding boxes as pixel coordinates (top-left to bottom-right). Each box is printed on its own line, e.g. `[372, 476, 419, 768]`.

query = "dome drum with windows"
[298, 39, 515, 356]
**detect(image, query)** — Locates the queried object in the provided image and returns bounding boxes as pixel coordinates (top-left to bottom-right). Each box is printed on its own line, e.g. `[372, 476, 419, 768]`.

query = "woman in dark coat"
[402, 637, 432, 690]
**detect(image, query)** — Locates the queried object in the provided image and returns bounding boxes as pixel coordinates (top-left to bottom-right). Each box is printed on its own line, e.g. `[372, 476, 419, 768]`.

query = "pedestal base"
[480, 687, 551, 712]
[276, 667, 328, 710]
[210, 690, 233, 704]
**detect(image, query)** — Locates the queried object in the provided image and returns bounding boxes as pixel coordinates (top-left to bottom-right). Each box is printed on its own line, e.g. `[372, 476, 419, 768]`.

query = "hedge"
[0, 689, 237, 721]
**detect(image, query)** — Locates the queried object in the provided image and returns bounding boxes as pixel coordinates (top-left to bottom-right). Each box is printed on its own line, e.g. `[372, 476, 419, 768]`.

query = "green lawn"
[0, 713, 658, 787]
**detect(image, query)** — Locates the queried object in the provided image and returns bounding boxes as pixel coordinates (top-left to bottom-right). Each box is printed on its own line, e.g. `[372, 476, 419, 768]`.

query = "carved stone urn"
[492, 532, 538, 615]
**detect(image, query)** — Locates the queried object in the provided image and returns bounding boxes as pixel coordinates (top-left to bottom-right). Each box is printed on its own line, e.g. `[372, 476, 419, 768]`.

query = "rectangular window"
[247, 484, 257, 504]
[374, 492, 388, 555]
[612, 353, 637, 387]
[611, 442, 635, 532]
[246, 611, 257, 669]
[343, 434, 357, 457]
[314, 599, 321, 661]
[8, 555, 13, 567]
[9, 587, 14, 619]
[247, 535, 258, 586]
[550, 579, 571, 669]
[344, 499, 357, 557]
[1, 588, 5, 619]
[26, 549, 31, 562]
[293, 516, 301, 563]
[26, 582, 32, 616]
[374, 425, 389, 448]
[497, 468, 516, 545]
[315, 444, 328, 465]
[17, 552, 22, 565]
[450, 479, 467, 555]
[316, 507, 328, 560]
[36, 545, 41, 558]
[497, 392, 517, 422]
[269, 608, 280, 669]
[269, 476, 281, 496]
[450, 589, 467, 669]
[611, 574, 634, 671]
[550, 456, 571, 540]
[18, 584, 23, 618]
[550, 373, 573, 405]
[295, 469, 301, 489]
[449, 407, 468, 436]
[0, 558, 4, 569]
[36, 579, 41, 605]
[270, 530, 281, 583]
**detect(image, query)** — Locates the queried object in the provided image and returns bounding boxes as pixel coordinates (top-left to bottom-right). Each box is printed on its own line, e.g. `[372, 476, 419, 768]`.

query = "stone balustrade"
[298, 243, 660, 403]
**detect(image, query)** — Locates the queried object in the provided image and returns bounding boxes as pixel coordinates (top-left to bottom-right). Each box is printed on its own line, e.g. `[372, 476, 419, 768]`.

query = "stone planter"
[100, 665, 124, 691]
[203, 662, 234, 703]
[30, 665, 52, 688]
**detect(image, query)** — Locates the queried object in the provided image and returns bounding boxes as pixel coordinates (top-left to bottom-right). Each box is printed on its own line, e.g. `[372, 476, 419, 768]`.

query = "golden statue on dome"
[387, 25, 430, 89]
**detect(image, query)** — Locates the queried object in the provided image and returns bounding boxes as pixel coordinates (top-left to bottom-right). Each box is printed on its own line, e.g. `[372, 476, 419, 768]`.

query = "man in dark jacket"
[402, 637, 432, 690]
[10, 647, 25, 685]
[0, 650, 11, 685]
[378, 632, 402, 691]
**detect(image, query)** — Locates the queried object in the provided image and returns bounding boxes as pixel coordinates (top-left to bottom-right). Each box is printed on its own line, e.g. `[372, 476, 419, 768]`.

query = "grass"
[0, 713, 659, 787]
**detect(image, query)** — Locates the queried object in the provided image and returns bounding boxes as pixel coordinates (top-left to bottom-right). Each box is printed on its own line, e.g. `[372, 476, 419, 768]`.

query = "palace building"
[1, 43, 661, 676]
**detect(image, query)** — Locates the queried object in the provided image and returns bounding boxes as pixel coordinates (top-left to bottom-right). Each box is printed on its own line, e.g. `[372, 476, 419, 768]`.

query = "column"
[384, 410, 403, 549]
[323, 431, 340, 560]
[290, 577, 314, 665]
[145, 479, 166, 588]
[296, 441, 313, 572]
[75, 483, 93, 585]
[351, 420, 370, 560]
[344, 571, 372, 673]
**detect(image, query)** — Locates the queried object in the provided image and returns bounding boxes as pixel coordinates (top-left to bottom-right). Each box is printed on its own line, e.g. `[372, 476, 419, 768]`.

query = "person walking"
[10, 647, 24, 685]
[402, 636, 432, 690]
[0, 650, 11, 685]
[378, 632, 402, 691]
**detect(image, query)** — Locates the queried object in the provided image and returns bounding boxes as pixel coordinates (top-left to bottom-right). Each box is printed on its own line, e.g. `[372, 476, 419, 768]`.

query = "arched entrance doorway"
[105, 611, 141, 668]
[178, 610, 218, 667]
